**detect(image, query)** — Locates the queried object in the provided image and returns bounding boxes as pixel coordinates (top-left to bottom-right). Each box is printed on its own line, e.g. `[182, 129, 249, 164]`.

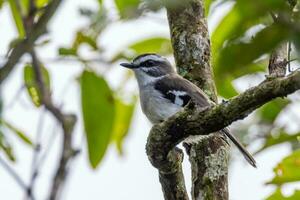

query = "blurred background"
[1, 0, 300, 199]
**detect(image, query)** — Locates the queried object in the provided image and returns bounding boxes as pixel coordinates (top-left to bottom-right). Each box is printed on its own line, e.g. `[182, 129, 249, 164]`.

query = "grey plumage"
[120, 53, 257, 168]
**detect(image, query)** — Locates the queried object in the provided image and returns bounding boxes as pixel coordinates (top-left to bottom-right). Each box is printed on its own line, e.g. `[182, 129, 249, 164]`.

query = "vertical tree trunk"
[167, 0, 229, 199]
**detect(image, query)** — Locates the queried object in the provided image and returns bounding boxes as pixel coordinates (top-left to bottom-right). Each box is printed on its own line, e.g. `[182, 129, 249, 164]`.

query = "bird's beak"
[120, 62, 137, 69]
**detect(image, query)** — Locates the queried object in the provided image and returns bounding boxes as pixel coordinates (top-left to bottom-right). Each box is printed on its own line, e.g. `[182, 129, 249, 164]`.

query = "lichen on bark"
[145, 1, 300, 200]
[167, 0, 217, 102]
[146, 69, 300, 199]
[167, 0, 229, 199]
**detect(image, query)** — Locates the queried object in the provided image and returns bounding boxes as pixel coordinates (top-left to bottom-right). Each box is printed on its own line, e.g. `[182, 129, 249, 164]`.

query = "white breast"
[139, 85, 182, 124]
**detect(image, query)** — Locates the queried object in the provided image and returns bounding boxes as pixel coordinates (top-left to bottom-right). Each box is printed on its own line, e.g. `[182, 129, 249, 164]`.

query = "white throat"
[134, 70, 165, 87]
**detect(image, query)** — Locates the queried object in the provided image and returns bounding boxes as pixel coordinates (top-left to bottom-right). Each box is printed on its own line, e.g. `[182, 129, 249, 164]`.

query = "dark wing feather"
[155, 75, 257, 167]
[154, 74, 211, 107]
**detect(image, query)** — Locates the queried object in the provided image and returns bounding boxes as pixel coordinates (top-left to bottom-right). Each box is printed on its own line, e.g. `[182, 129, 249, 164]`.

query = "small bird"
[120, 53, 256, 168]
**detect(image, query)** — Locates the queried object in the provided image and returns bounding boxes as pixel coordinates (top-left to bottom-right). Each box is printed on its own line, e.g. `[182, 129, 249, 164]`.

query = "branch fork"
[146, 71, 300, 199]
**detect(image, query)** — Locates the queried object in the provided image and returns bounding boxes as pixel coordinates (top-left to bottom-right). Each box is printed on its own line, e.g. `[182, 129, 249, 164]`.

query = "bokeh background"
[1, 0, 300, 199]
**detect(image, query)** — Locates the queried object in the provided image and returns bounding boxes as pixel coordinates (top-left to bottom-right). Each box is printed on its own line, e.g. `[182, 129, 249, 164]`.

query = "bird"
[120, 53, 257, 168]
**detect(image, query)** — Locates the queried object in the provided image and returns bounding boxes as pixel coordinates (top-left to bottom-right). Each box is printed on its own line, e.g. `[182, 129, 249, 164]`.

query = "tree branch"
[268, 12, 289, 77]
[146, 70, 300, 195]
[0, 0, 62, 84]
[268, 43, 288, 77]
[0, 156, 28, 192]
[26, 111, 45, 200]
[30, 51, 78, 200]
[166, 0, 228, 199]
[158, 148, 189, 200]
[167, 0, 217, 101]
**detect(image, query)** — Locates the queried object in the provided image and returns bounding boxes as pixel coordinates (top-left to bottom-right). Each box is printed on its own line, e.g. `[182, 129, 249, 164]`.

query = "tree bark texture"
[268, 42, 288, 77]
[167, 1, 229, 199]
[147, 71, 300, 199]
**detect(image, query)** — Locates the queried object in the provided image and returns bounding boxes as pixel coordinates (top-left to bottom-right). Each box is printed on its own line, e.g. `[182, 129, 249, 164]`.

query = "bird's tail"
[221, 128, 257, 168]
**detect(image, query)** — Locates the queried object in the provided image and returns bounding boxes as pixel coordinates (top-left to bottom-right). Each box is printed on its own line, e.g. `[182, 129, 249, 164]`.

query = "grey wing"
[154, 74, 211, 107]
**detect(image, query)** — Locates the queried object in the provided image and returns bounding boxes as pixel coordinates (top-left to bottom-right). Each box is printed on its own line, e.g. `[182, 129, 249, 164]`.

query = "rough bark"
[158, 148, 189, 200]
[268, 41, 288, 77]
[167, 0, 229, 199]
[146, 70, 300, 176]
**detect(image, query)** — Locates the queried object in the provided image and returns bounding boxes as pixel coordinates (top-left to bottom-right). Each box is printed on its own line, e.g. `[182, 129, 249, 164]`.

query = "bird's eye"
[144, 60, 155, 67]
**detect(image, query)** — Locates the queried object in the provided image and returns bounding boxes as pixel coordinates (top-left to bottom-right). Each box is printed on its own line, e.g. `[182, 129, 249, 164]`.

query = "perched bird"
[120, 53, 256, 168]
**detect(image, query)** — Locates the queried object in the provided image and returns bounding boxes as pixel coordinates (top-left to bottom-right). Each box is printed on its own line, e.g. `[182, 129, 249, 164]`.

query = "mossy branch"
[146, 70, 300, 176]
[166, 0, 227, 199]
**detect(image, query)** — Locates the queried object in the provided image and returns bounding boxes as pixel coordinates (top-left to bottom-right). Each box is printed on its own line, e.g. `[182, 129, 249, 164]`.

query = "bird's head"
[120, 54, 175, 85]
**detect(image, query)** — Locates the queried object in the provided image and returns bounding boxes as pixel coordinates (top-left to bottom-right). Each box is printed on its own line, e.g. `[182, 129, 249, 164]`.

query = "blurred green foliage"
[268, 149, 300, 185]
[24, 64, 51, 107]
[115, 0, 140, 18]
[112, 37, 172, 61]
[267, 189, 300, 200]
[0, 119, 32, 162]
[112, 98, 136, 155]
[8, 0, 25, 38]
[266, 150, 300, 199]
[259, 99, 291, 123]
[81, 71, 116, 168]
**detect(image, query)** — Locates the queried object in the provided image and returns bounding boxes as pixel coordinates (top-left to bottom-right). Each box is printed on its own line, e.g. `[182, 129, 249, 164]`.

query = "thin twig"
[26, 110, 46, 200]
[36, 123, 60, 170]
[6, 85, 25, 109]
[30, 51, 77, 200]
[0, 156, 28, 191]
[0, 0, 63, 84]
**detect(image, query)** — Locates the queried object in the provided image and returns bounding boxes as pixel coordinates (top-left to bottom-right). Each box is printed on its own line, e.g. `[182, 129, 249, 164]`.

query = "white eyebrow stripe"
[134, 55, 166, 65]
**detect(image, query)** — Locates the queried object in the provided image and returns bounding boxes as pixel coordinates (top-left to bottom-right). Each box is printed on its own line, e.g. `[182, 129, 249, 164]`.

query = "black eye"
[144, 60, 156, 67]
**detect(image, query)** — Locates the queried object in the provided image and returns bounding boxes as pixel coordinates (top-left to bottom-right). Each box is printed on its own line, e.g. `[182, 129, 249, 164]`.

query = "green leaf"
[211, 0, 289, 76]
[216, 24, 290, 71]
[73, 31, 98, 50]
[59, 32, 98, 57]
[35, 0, 49, 8]
[215, 56, 266, 79]
[81, 71, 115, 168]
[267, 149, 300, 185]
[212, 4, 257, 56]
[1, 120, 33, 146]
[58, 47, 77, 56]
[259, 98, 290, 123]
[255, 131, 300, 155]
[212, 0, 287, 57]
[215, 76, 237, 98]
[130, 37, 172, 54]
[204, 0, 214, 16]
[8, 0, 25, 38]
[266, 189, 300, 200]
[214, 61, 266, 98]
[112, 37, 172, 62]
[19, 0, 29, 15]
[112, 98, 135, 155]
[0, 131, 16, 162]
[115, 0, 141, 18]
[23, 64, 51, 107]
[0, 0, 5, 9]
